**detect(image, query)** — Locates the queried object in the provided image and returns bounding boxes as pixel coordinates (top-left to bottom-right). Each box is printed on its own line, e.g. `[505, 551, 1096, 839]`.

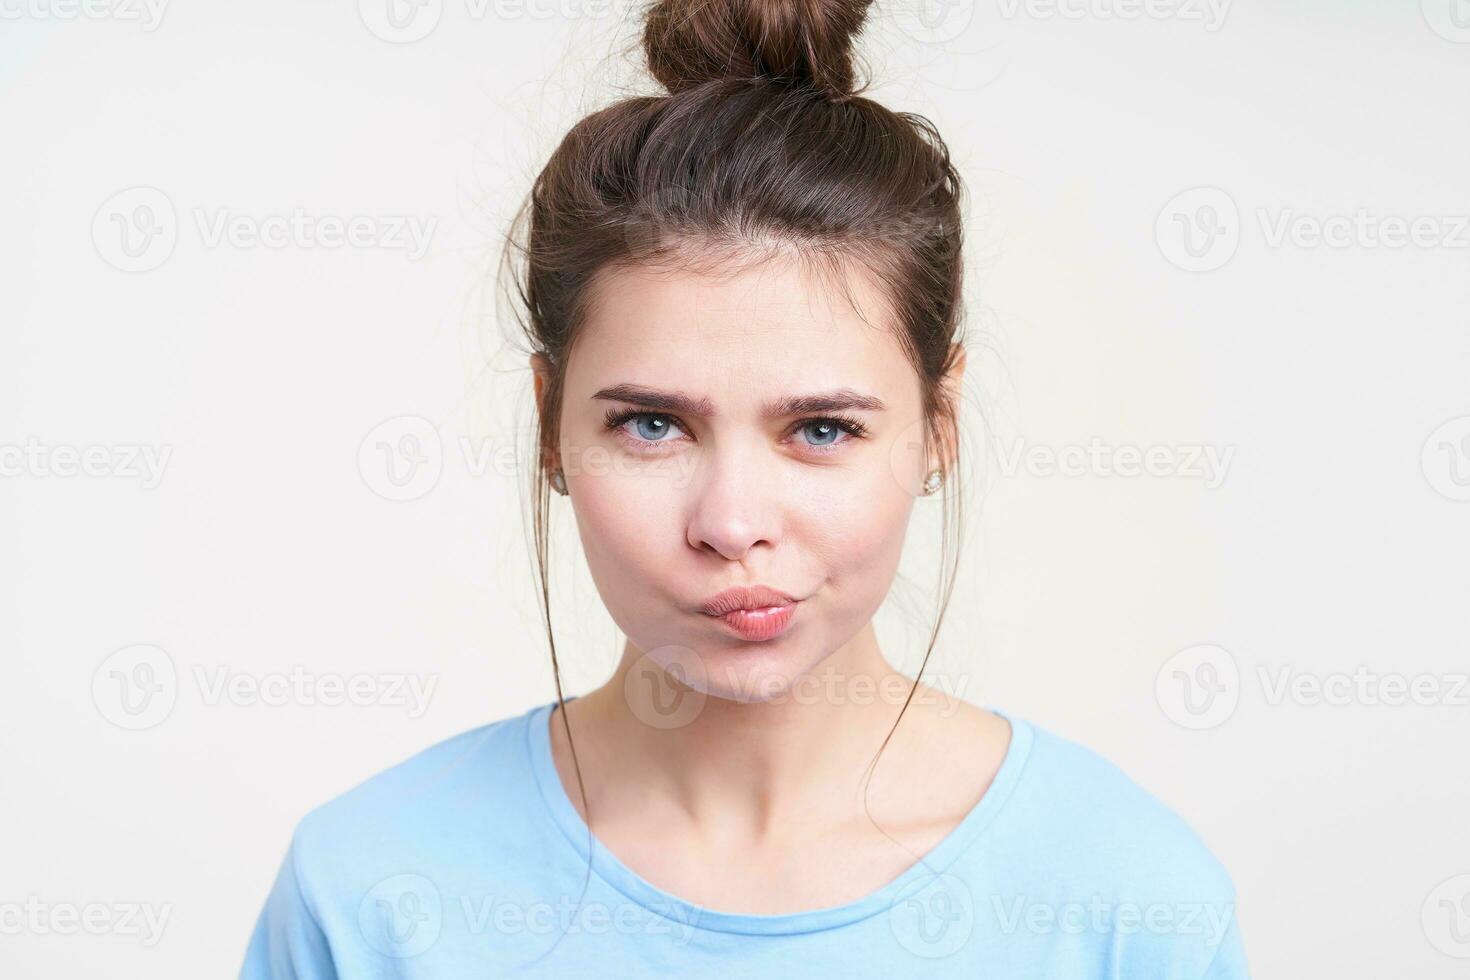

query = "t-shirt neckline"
[524, 694, 1034, 936]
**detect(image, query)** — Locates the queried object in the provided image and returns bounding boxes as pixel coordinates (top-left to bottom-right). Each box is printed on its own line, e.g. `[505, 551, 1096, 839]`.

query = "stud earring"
[920, 468, 944, 496]
[549, 469, 568, 495]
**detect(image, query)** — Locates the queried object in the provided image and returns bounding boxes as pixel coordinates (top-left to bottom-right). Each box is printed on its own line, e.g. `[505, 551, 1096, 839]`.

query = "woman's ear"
[530, 353, 552, 419]
[943, 342, 966, 400]
[530, 353, 560, 473]
[933, 342, 966, 474]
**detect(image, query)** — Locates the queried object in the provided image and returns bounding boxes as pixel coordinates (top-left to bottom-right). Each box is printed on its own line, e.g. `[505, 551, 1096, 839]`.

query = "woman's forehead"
[575, 256, 904, 368]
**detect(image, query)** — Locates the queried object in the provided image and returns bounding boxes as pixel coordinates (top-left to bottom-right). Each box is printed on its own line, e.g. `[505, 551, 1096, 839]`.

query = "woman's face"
[539, 254, 955, 703]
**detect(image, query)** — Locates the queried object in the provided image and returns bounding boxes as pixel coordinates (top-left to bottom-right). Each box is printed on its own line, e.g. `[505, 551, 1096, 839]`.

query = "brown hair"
[501, 0, 968, 862]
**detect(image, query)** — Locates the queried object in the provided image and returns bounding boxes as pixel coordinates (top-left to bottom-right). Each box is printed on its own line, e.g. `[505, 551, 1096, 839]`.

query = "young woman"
[242, 1, 1249, 976]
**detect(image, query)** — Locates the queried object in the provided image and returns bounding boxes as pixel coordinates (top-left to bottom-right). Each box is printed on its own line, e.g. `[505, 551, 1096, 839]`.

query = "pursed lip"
[698, 585, 798, 617]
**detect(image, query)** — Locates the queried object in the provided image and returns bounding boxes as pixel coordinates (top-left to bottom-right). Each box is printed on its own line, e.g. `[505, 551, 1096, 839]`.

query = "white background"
[2, 0, 1468, 976]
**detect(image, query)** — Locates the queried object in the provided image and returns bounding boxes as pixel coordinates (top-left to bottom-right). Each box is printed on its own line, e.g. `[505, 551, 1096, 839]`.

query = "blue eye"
[603, 410, 685, 445]
[799, 421, 843, 446]
[633, 415, 674, 441]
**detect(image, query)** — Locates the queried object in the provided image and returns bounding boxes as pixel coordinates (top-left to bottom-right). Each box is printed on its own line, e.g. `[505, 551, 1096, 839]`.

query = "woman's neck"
[560, 622, 929, 842]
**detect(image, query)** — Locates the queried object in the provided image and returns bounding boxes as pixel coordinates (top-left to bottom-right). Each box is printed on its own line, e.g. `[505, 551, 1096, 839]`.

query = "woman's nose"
[684, 449, 782, 562]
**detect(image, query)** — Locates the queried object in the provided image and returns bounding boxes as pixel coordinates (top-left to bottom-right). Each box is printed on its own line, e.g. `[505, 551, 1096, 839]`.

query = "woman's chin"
[691, 646, 834, 705]
[617, 626, 839, 719]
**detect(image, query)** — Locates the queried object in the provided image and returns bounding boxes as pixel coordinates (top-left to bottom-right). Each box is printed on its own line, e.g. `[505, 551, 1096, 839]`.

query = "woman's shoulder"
[243, 702, 563, 974]
[995, 711, 1237, 902]
[285, 701, 554, 884]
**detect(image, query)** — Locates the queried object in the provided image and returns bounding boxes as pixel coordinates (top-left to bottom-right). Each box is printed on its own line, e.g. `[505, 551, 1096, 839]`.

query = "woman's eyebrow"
[591, 383, 886, 418]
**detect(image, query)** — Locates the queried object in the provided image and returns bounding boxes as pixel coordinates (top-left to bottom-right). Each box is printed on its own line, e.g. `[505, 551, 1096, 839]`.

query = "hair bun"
[643, 0, 874, 100]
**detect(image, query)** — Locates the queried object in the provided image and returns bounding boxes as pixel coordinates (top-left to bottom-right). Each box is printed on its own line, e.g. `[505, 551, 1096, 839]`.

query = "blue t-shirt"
[240, 700, 1249, 978]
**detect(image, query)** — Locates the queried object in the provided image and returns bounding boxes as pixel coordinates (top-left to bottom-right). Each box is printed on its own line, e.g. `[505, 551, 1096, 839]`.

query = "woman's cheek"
[813, 472, 913, 598]
[571, 469, 685, 612]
